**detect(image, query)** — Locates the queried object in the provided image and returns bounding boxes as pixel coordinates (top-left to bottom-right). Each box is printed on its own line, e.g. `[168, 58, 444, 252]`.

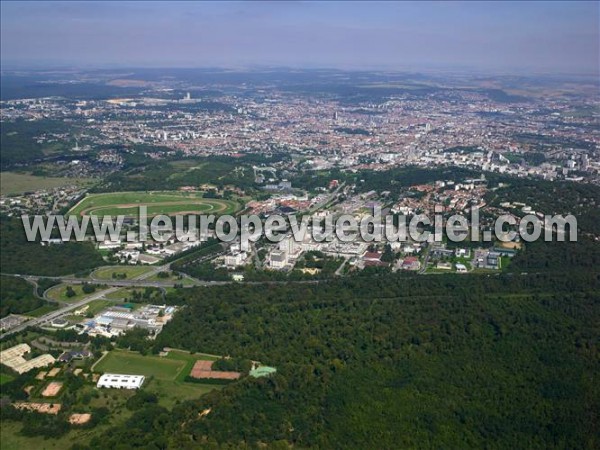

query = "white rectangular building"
[97, 373, 145, 390]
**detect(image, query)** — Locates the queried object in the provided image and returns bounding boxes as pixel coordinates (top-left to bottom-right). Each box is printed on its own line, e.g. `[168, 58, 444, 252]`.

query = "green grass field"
[64, 298, 114, 321]
[92, 265, 154, 281]
[25, 303, 60, 317]
[0, 373, 15, 385]
[146, 272, 196, 285]
[0, 388, 136, 450]
[93, 349, 221, 407]
[45, 284, 92, 303]
[95, 350, 185, 380]
[84, 300, 114, 316]
[68, 191, 239, 217]
[0, 172, 95, 196]
[1, 422, 75, 450]
[102, 288, 132, 301]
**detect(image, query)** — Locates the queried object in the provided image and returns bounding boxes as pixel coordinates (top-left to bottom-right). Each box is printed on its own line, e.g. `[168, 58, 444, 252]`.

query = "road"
[1, 264, 172, 339]
[334, 257, 349, 276]
[308, 182, 345, 213]
[418, 243, 432, 274]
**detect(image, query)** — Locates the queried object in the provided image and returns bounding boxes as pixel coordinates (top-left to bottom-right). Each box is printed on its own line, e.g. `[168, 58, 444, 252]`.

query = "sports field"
[94, 349, 222, 407]
[95, 350, 185, 380]
[67, 191, 239, 217]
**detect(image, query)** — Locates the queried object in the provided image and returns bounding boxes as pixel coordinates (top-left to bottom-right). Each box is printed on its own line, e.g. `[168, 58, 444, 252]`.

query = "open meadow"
[0, 172, 95, 196]
[46, 284, 93, 303]
[91, 265, 154, 281]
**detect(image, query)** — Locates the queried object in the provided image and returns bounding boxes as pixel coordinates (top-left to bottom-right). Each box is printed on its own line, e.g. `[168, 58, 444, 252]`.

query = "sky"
[1, 1, 598, 74]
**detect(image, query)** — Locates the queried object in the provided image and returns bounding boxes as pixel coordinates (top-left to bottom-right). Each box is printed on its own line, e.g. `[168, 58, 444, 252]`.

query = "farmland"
[67, 191, 240, 217]
[0, 172, 95, 196]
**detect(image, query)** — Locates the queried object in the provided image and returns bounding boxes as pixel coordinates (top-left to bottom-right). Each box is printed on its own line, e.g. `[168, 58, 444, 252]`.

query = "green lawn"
[0, 373, 15, 385]
[100, 287, 163, 304]
[92, 266, 154, 281]
[84, 300, 114, 316]
[164, 348, 219, 382]
[1, 422, 79, 450]
[94, 349, 186, 380]
[86, 202, 218, 217]
[0, 388, 135, 450]
[45, 284, 93, 303]
[26, 303, 60, 317]
[146, 272, 196, 285]
[94, 349, 221, 407]
[102, 288, 153, 301]
[61, 299, 114, 321]
[68, 191, 238, 217]
[0, 172, 95, 196]
[102, 288, 132, 301]
[146, 377, 222, 408]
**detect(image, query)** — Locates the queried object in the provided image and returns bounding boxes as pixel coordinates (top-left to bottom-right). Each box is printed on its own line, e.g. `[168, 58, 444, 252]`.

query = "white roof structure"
[97, 373, 145, 389]
[456, 263, 468, 272]
[0, 343, 30, 363]
[0, 343, 56, 374]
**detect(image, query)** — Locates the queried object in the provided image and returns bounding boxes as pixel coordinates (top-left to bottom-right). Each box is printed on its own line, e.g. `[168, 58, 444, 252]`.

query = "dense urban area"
[1, 68, 599, 449]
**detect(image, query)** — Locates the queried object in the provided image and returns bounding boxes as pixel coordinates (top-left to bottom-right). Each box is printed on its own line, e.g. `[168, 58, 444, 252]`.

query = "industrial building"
[96, 373, 145, 389]
[83, 304, 177, 338]
[0, 343, 56, 374]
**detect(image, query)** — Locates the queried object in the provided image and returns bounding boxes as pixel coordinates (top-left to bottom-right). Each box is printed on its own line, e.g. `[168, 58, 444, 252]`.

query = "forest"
[0, 217, 105, 276]
[92, 153, 288, 193]
[0, 276, 43, 318]
[78, 268, 599, 449]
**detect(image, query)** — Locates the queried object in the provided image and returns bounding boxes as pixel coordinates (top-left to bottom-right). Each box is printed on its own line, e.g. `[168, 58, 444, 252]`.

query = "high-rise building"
[581, 154, 589, 171]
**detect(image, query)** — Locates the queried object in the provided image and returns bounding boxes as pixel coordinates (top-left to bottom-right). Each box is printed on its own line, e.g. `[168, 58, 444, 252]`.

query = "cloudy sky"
[1, 1, 598, 74]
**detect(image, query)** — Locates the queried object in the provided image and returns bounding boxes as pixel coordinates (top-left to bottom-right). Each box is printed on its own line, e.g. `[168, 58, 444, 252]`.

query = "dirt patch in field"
[47, 367, 61, 377]
[69, 413, 92, 425]
[13, 402, 61, 414]
[41, 381, 63, 397]
[189, 360, 240, 380]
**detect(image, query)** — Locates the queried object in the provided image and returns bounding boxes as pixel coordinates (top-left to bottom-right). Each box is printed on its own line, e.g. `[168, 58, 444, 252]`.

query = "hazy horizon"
[1, 1, 599, 76]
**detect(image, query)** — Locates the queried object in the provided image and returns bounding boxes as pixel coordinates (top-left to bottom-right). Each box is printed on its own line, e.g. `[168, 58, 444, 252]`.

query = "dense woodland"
[92, 153, 287, 193]
[75, 268, 600, 449]
[0, 119, 83, 169]
[487, 178, 600, 235]
[0, 276, 44, 318]
[0, 217, 105, 276]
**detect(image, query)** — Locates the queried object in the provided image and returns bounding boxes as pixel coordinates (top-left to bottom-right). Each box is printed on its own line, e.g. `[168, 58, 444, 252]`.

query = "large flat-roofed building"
[97, 373, 145, 390]
[0, 343, 56, 374]
[269, 249, 287, 269]
[0, 343, 31, 364]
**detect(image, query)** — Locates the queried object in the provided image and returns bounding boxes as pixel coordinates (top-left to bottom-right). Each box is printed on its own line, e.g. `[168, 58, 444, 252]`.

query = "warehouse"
[0, 343, 56, 374]
[96, 373, 145, 389]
